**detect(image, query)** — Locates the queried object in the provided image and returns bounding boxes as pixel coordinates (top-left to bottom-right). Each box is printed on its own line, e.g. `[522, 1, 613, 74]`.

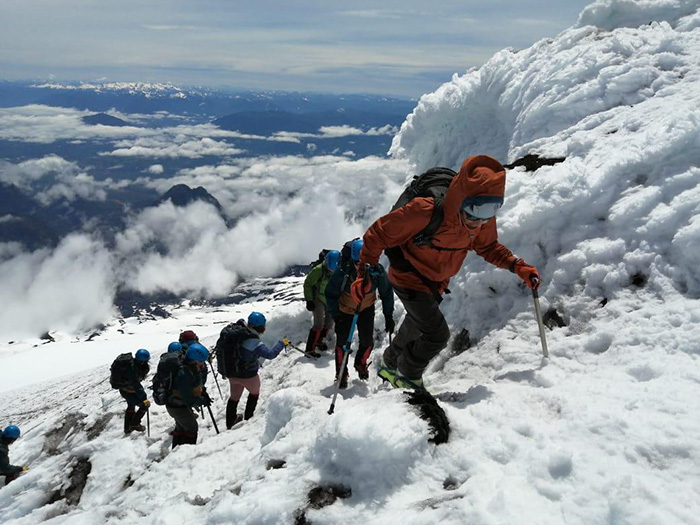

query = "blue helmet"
[325, 250, 341, 271]
[186, 343, 209, 362]
[350, 239, 363, 262]
[3, 425, 20, 439]
[168, 341, 183, 353]
[248, 311, 266, 328]
[135, 349, 150, 362]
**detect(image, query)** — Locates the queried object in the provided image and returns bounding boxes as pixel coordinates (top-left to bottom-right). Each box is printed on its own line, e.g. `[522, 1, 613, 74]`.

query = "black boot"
[318, 327, 329, 351]
[171, 430, 183, 449]
[305, 328, 322, 356]
[226, 399, 239, 429]
[124, 408, 135, 434]
[129, 408, 147, 432]
[334, 346, 349, 388]
[244, 395, 259, 420]
[354, 345, 373, 381]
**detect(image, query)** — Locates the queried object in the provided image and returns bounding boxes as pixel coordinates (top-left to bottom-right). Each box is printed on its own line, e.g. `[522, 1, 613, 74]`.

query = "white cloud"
[0, 106, 296, 146]
[104, 137, 245, 158]
[0, 156, 109, 205]
[148, 164, 164, 174]
[0, 234, 116, 339]
[273, 124, 398, 141]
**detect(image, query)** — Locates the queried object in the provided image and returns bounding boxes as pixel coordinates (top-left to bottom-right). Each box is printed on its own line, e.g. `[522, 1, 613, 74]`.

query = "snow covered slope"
[2, 0, 700, 523]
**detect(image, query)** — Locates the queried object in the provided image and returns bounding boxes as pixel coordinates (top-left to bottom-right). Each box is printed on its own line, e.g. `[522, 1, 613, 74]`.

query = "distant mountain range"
[0, 81, 416, 123]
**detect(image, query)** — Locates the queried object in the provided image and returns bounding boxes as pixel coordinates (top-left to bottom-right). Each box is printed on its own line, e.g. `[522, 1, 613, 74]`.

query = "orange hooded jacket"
[360, 155, 517, 295]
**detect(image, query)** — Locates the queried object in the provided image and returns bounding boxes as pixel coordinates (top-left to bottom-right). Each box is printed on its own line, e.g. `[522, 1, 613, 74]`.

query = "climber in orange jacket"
[352, 155, 540, 389]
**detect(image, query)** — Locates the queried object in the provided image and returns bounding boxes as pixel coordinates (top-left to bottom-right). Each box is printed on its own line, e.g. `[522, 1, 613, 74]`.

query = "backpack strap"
[385, 246, 448, 304]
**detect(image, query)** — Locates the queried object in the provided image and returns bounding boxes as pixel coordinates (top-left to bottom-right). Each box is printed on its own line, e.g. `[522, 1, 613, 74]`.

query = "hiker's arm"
[134, 383, 147, 402]
[376, 269, 395, 320]
[129, 368, 148, 401]
[361, 199, 434, 266]
[246, 339, 284, 360]
[472, 219, 517, 270]
[0, 448, 22, 475]
[174, 371, 200, 406]
[303, 265, 322, 301]
[324, 270, 343, 319]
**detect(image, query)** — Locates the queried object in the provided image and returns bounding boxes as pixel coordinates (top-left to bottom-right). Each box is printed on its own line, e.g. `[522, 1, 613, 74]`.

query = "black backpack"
[151, 351, 184, 405]
[110, 353, 134, 389]
[339, 237, 361, 272]
[384, 167, 457, 303]
[215, 320, 259, 378]
[309, 249, 331, 268]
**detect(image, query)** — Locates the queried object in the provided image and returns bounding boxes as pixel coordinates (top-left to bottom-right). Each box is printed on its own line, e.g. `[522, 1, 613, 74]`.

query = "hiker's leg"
[333, 314, 352, 385]
[392, 286, 450, 379]
[354, 306, 375, 379]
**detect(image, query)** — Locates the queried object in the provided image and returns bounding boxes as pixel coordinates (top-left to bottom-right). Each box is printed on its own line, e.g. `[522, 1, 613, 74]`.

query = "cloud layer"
[0, 150, 410, 339]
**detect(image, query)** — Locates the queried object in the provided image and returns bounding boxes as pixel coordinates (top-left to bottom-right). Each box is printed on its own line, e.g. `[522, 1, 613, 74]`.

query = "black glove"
[385, 317, 395, 334]
[306, 301, 315, 311]
[202, 391, 213, 407]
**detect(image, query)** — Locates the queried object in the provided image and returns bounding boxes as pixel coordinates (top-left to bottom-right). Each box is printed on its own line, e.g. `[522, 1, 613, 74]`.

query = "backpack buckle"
[413, 234, 430, 247]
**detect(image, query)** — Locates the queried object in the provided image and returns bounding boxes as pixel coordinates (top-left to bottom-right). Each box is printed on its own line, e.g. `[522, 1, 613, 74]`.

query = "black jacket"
[0, 438, 21, 475]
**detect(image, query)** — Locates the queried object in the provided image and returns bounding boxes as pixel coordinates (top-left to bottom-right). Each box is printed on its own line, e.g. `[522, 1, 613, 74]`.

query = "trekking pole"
[531, 278, 549, 358]
[206, 404, 220, 434]
[209, 361, 225, 401]
[288, 344, 320, 359]
[146, 408, 150, 438]
[328, 306, 361, 415]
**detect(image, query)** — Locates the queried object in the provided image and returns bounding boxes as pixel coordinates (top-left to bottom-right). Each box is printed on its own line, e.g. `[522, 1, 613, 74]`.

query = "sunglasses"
[460, 201, 502, 220]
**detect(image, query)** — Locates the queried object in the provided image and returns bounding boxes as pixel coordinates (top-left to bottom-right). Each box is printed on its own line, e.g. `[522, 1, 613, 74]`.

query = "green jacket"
[0, 439, 21, 475]
[303, 263, 332, 305]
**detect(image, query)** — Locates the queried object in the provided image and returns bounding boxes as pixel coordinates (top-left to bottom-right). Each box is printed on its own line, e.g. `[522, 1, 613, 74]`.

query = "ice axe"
[208, 361, 225, 401]
[328, 305, 361, 415]
[531, 278, 549, 358]
[288, 343, 320, 359]
[206, 404, 220, 434]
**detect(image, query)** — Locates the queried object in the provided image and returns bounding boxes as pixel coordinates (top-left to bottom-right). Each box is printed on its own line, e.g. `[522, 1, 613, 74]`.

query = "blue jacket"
[119, 361, 148, 403]
[168, 362, 204, 408]
[233, 338, 285, 379]
[0, 439, 21, 475]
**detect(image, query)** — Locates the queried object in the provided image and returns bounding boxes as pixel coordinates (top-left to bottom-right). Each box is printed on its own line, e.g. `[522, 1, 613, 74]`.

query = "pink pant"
[229, 375, 261, 401]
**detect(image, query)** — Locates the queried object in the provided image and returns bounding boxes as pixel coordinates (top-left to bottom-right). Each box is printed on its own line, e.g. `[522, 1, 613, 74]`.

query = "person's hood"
[443, 155, 506, 222]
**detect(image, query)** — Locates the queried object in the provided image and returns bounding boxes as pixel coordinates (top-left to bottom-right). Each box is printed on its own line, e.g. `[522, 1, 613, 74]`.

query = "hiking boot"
[230, 414, 244, 428]
[128, 424, 146, 433]
[377, 361, 398, 386]
[394, 375, 425, 391]
[244, 395, 259, 420]
[354, 361, 369, 380]
[335, 374, 348, 389]
[317, 342, 328, 351]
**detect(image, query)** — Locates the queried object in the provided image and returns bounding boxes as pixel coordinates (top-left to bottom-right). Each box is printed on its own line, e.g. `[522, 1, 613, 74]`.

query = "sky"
[0, 0, 592, 97]
[1, 0, 700, 523]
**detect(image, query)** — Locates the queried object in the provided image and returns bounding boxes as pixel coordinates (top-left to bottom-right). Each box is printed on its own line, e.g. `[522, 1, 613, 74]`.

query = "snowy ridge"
[2, 0, 700, 523]
[31, 82, 200, 99]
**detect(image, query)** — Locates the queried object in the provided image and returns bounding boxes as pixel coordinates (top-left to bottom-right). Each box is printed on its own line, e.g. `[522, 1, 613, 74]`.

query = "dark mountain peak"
[158, 184, 223, 211]
[82, 113, 130, 127]
[0, 182, 41, 216]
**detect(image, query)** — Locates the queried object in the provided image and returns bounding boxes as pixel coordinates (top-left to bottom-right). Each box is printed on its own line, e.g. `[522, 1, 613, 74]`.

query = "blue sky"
[1, 0, 593, 97]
